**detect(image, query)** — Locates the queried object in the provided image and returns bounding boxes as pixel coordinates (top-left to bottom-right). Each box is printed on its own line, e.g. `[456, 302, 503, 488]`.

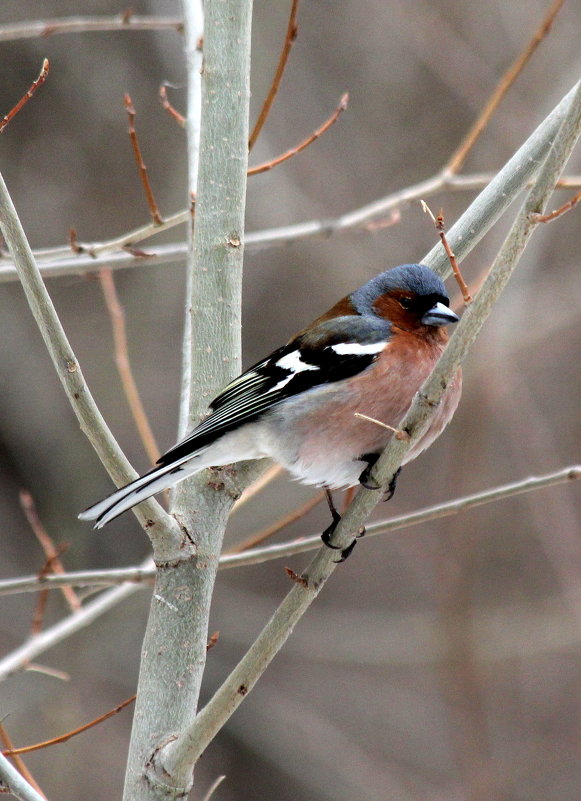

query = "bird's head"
[351, 263, 459, 333]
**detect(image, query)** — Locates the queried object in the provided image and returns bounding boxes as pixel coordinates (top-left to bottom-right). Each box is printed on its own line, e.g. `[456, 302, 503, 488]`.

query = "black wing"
[156, 315, 392, 466]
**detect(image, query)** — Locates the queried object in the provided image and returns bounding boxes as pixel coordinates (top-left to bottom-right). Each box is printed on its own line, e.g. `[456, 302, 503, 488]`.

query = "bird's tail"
[78, 450, 207, 529]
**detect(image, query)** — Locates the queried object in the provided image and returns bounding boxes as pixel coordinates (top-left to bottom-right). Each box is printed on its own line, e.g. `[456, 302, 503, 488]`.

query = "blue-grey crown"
[351, 264, 448, 316]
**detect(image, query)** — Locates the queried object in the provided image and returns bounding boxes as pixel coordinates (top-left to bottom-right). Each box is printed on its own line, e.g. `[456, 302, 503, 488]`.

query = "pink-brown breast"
[287, 327, 462, 487]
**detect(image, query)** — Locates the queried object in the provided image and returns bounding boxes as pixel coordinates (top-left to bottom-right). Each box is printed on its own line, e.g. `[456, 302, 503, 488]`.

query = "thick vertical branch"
[122, 1, 254, 799]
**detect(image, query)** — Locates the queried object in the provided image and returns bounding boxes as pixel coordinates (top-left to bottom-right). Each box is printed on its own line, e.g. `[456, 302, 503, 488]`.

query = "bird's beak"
[421, 301, 459, 327]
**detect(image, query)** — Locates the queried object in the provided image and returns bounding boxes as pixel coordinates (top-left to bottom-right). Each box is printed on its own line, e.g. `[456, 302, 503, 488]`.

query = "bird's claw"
[321, 521, 366, 562]
[381, 467, 402, 502]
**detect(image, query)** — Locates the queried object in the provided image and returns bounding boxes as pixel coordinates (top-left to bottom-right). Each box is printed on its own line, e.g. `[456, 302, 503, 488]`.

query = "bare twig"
[445, 0, 566, 173]
[3, 696, 135, 756]
[530, 187, 581, 222]
[248, 93, 348, 176]
[98, 268, 160, 464]
[354, 411, 410, 440]
[0, 59, 49, 134]
[159, 83, 186, 127]
[201, 775, 227, 801]
[19, 490, 81, 613]
[248, 0, 300, 150]
[421, 201, 472, 302]
[124, 93, 163, 225]
[0, 15, 183, 41]
[227, 492, 324, 554]
[0, 725, 46, 800]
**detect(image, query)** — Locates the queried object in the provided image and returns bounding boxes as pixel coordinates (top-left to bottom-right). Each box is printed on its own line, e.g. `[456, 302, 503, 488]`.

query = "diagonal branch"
[248, 93, 348, 175]
[156, 78, 581, 772]
[98, 269, 161, 464]
[0, 752, 46, 801]
[248, 0, 300, 150]
[124, 94, 163, 225]
[0, 173, 182, 558]
[0, 59, 49, 134]
[445, 0, 566, 173]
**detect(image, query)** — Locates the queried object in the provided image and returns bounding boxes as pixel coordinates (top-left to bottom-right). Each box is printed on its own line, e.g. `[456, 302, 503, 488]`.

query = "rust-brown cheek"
[373, 293, 449, 343]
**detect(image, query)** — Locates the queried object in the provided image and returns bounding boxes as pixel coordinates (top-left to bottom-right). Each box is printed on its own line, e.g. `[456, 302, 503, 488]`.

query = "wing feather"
[156, 317, 392, 467]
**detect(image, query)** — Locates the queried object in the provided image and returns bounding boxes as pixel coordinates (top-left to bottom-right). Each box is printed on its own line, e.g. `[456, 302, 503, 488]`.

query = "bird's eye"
[399, 297, 413, 310]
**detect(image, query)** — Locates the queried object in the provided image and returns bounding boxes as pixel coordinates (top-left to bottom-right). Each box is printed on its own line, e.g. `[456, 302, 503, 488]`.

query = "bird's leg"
[321, 488, 359, 562]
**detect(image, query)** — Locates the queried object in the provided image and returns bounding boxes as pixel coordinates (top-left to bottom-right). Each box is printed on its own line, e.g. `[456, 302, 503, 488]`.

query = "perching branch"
[155, 78, 581, 771]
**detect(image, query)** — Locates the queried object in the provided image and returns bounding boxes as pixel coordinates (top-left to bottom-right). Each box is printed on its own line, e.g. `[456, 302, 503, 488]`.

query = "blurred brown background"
[1, 1, 580, 799]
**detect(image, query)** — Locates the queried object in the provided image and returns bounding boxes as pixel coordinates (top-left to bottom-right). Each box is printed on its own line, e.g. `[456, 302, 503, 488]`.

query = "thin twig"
[530, 187, 581, 222]
[124, 93, 163, 225]
[159, 83, 186, 127]
[0, 15, 183, 41]
[3, 696, 136, 756]
[30, 547, 69, 637]
[19, 490, 81, 612]
[231, 463, 283, 512]
[227, 492, 324, 553]
[445, 0, 566, 173]
[0, 466, 578, 598]
[201, 775, 227, 801]
[0, 58, 49, 134]
[248, 93, 348, 176]
[354, 411, 410, 440]
[248, 0, 300, 150]
[0, 725, 46, 799]
[421, 201, 472, 302]
[98, 268, 160, 465]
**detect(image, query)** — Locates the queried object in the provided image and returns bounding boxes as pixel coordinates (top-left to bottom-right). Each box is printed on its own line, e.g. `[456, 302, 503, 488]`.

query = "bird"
[79, 263, 462, 555]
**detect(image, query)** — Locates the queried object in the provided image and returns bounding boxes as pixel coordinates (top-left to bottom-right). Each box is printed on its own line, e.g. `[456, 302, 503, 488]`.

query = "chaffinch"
[80, 263, 462, 547]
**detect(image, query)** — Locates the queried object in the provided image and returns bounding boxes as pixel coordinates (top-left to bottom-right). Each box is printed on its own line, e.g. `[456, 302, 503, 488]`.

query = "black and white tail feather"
[79, 316, 391, 528]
